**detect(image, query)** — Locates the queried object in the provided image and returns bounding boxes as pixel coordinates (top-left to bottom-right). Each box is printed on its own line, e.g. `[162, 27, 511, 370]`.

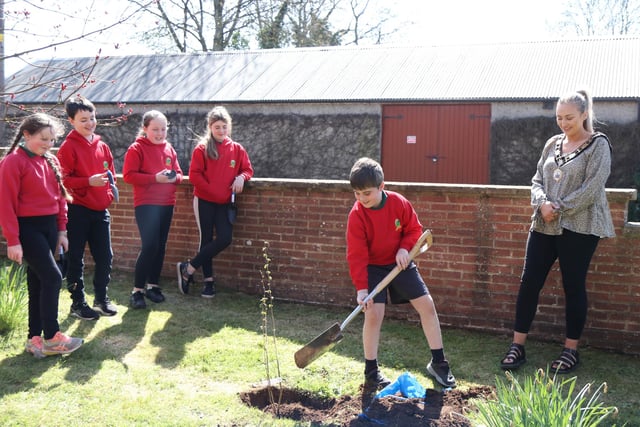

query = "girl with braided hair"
[0, 113, 83, 357]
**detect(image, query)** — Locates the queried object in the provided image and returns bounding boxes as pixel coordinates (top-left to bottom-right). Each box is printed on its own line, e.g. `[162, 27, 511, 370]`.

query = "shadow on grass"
[62, 271, 235, 376]
[1, 268, 639, 425]
[0, 343, 60, 398]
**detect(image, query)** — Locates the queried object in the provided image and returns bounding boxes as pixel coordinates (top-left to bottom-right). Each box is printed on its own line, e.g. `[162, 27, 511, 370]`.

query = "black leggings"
[134, 205, 174, 288]
[18, 215, 62, 340]
[514, 229, 600, 340]
[190, 197, 233, 279]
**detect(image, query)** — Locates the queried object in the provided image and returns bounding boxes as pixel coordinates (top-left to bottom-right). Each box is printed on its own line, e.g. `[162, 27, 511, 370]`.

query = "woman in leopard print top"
[500, 89, 614, 375]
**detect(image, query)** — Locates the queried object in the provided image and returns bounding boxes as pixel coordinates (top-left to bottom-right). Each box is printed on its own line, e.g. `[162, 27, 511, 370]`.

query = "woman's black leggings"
[18, 215, 62, 340]
[514, 229, 600, 340]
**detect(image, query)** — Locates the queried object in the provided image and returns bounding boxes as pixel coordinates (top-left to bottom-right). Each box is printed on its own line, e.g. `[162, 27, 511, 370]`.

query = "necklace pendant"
[553, 168, 563, 182]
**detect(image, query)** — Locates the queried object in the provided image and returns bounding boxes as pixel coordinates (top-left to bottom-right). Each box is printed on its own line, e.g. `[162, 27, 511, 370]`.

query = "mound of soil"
[240, 384, 495, 426]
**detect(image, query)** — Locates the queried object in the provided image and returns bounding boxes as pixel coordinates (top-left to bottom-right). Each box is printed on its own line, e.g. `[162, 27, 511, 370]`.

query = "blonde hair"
[198, 106, 232, 160]
[137, 110, 168, 138]
[557, 89, 595, 133]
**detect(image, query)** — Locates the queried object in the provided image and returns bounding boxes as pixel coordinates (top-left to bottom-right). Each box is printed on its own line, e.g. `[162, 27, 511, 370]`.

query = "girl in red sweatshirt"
[0, 113, 83, 357]
[123, 110, 183, 308]
[177, 106, 253, 298]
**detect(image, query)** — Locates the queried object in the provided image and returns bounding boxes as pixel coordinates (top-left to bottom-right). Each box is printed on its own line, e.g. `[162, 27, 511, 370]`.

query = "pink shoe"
[25, 336, 46, 359]
[42, 331, 83, 355]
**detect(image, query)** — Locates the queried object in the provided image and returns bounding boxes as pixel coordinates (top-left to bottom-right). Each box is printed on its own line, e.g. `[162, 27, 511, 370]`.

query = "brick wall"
[4, 177, 639, 354]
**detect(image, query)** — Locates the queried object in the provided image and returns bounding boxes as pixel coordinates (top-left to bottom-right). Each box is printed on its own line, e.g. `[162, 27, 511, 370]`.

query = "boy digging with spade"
[346, 157, 456, 389]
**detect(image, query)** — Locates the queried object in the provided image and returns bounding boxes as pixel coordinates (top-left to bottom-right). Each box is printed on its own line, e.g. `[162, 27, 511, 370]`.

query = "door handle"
[426, 155, 445, 163]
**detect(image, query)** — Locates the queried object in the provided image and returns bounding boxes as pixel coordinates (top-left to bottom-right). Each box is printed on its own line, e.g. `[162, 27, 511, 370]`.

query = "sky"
[388, 0, 558, 45]
[3, 0, 561, 76]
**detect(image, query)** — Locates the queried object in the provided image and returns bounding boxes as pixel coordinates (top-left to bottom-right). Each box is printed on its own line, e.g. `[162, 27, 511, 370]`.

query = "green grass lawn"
[0, 269, 638, 426]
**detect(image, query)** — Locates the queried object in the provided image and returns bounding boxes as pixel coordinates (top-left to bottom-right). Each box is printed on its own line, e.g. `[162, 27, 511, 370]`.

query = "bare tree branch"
[1, 1, 144, 128]
[2, 1, 155, 61]
[130, 0, 256, 52]
[556, 0, 640, 37]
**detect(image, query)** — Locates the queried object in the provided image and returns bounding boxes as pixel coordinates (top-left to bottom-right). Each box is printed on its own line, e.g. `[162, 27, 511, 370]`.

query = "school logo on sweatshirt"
[394, 219, 402, 231]
[165, 157, 171, 167]
[103, 161, 109, 170]
[230, 160, 236, 168]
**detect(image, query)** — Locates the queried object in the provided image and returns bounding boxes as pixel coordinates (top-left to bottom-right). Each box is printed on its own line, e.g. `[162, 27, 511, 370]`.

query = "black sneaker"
[177, 262, 192, 295]
[129, 291, 147, 309]
[201, 282, 216, 299]
[93, 297, 118, 316]
[70, 301, 100, 320]
[364, 370, 391, 390]
[146, 287, 165, 303]
[427, 360, 457, 388]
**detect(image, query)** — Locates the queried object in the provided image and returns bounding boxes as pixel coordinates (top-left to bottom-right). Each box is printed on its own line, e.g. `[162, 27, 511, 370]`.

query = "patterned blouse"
[530, 132, 615, 238]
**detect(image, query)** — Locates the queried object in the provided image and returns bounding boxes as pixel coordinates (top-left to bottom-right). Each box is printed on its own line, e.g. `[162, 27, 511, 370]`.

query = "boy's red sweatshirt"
[188, 137, 253, 204]
[346, 191, 423, 291]
[0, 147, 67, 246]
[122, 136, 183, 207]
[57, 130, 116, 211]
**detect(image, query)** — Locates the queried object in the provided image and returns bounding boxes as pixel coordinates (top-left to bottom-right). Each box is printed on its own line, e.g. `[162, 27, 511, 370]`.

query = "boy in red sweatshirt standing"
[57, 95, 118, 320]
[346, 157, 456, 390]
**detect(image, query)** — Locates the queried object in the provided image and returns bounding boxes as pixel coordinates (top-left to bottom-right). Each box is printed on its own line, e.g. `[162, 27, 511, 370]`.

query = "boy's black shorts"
[367, 262, 429, 304]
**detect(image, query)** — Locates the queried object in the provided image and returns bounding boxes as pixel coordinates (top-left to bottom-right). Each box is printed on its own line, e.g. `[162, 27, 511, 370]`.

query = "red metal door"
[381, 104, 491, 184]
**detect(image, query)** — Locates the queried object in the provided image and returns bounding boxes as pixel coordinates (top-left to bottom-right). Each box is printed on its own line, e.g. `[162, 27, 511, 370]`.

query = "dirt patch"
[240, 384, 495, 426]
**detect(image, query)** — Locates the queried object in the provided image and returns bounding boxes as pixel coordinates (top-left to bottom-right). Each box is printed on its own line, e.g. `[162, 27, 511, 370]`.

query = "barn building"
[5, 36, 640, 187]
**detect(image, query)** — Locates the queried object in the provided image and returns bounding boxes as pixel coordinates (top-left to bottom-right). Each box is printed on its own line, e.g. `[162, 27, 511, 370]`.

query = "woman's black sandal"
[551, 348, 579, 374]
[500, 343, 526, 370]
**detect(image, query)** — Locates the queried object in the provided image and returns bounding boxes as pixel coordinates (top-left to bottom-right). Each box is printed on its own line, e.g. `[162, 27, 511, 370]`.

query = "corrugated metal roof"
[6, 37, 640, 104]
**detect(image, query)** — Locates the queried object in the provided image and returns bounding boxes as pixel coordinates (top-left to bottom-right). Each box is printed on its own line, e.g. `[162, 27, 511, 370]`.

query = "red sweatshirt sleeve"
[346, 205, 371, 291]
[398, 197, 423, 252]
[0, 156, 22, 246]
[57, 131, 115, 210]
[123, 138, 183, 206]
[0, 151, 68, 246]
[188, 145, 209, 190]
[189, 140, 253, 204]
[123, 142, 157, 186]
[345, 191, 424, 292]
[236, 145, 254, 182]
[57, 139, 90, 190]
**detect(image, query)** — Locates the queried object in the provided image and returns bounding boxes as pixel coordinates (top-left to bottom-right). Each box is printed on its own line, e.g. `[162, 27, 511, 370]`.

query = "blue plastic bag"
[375, 371, 426, 399]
